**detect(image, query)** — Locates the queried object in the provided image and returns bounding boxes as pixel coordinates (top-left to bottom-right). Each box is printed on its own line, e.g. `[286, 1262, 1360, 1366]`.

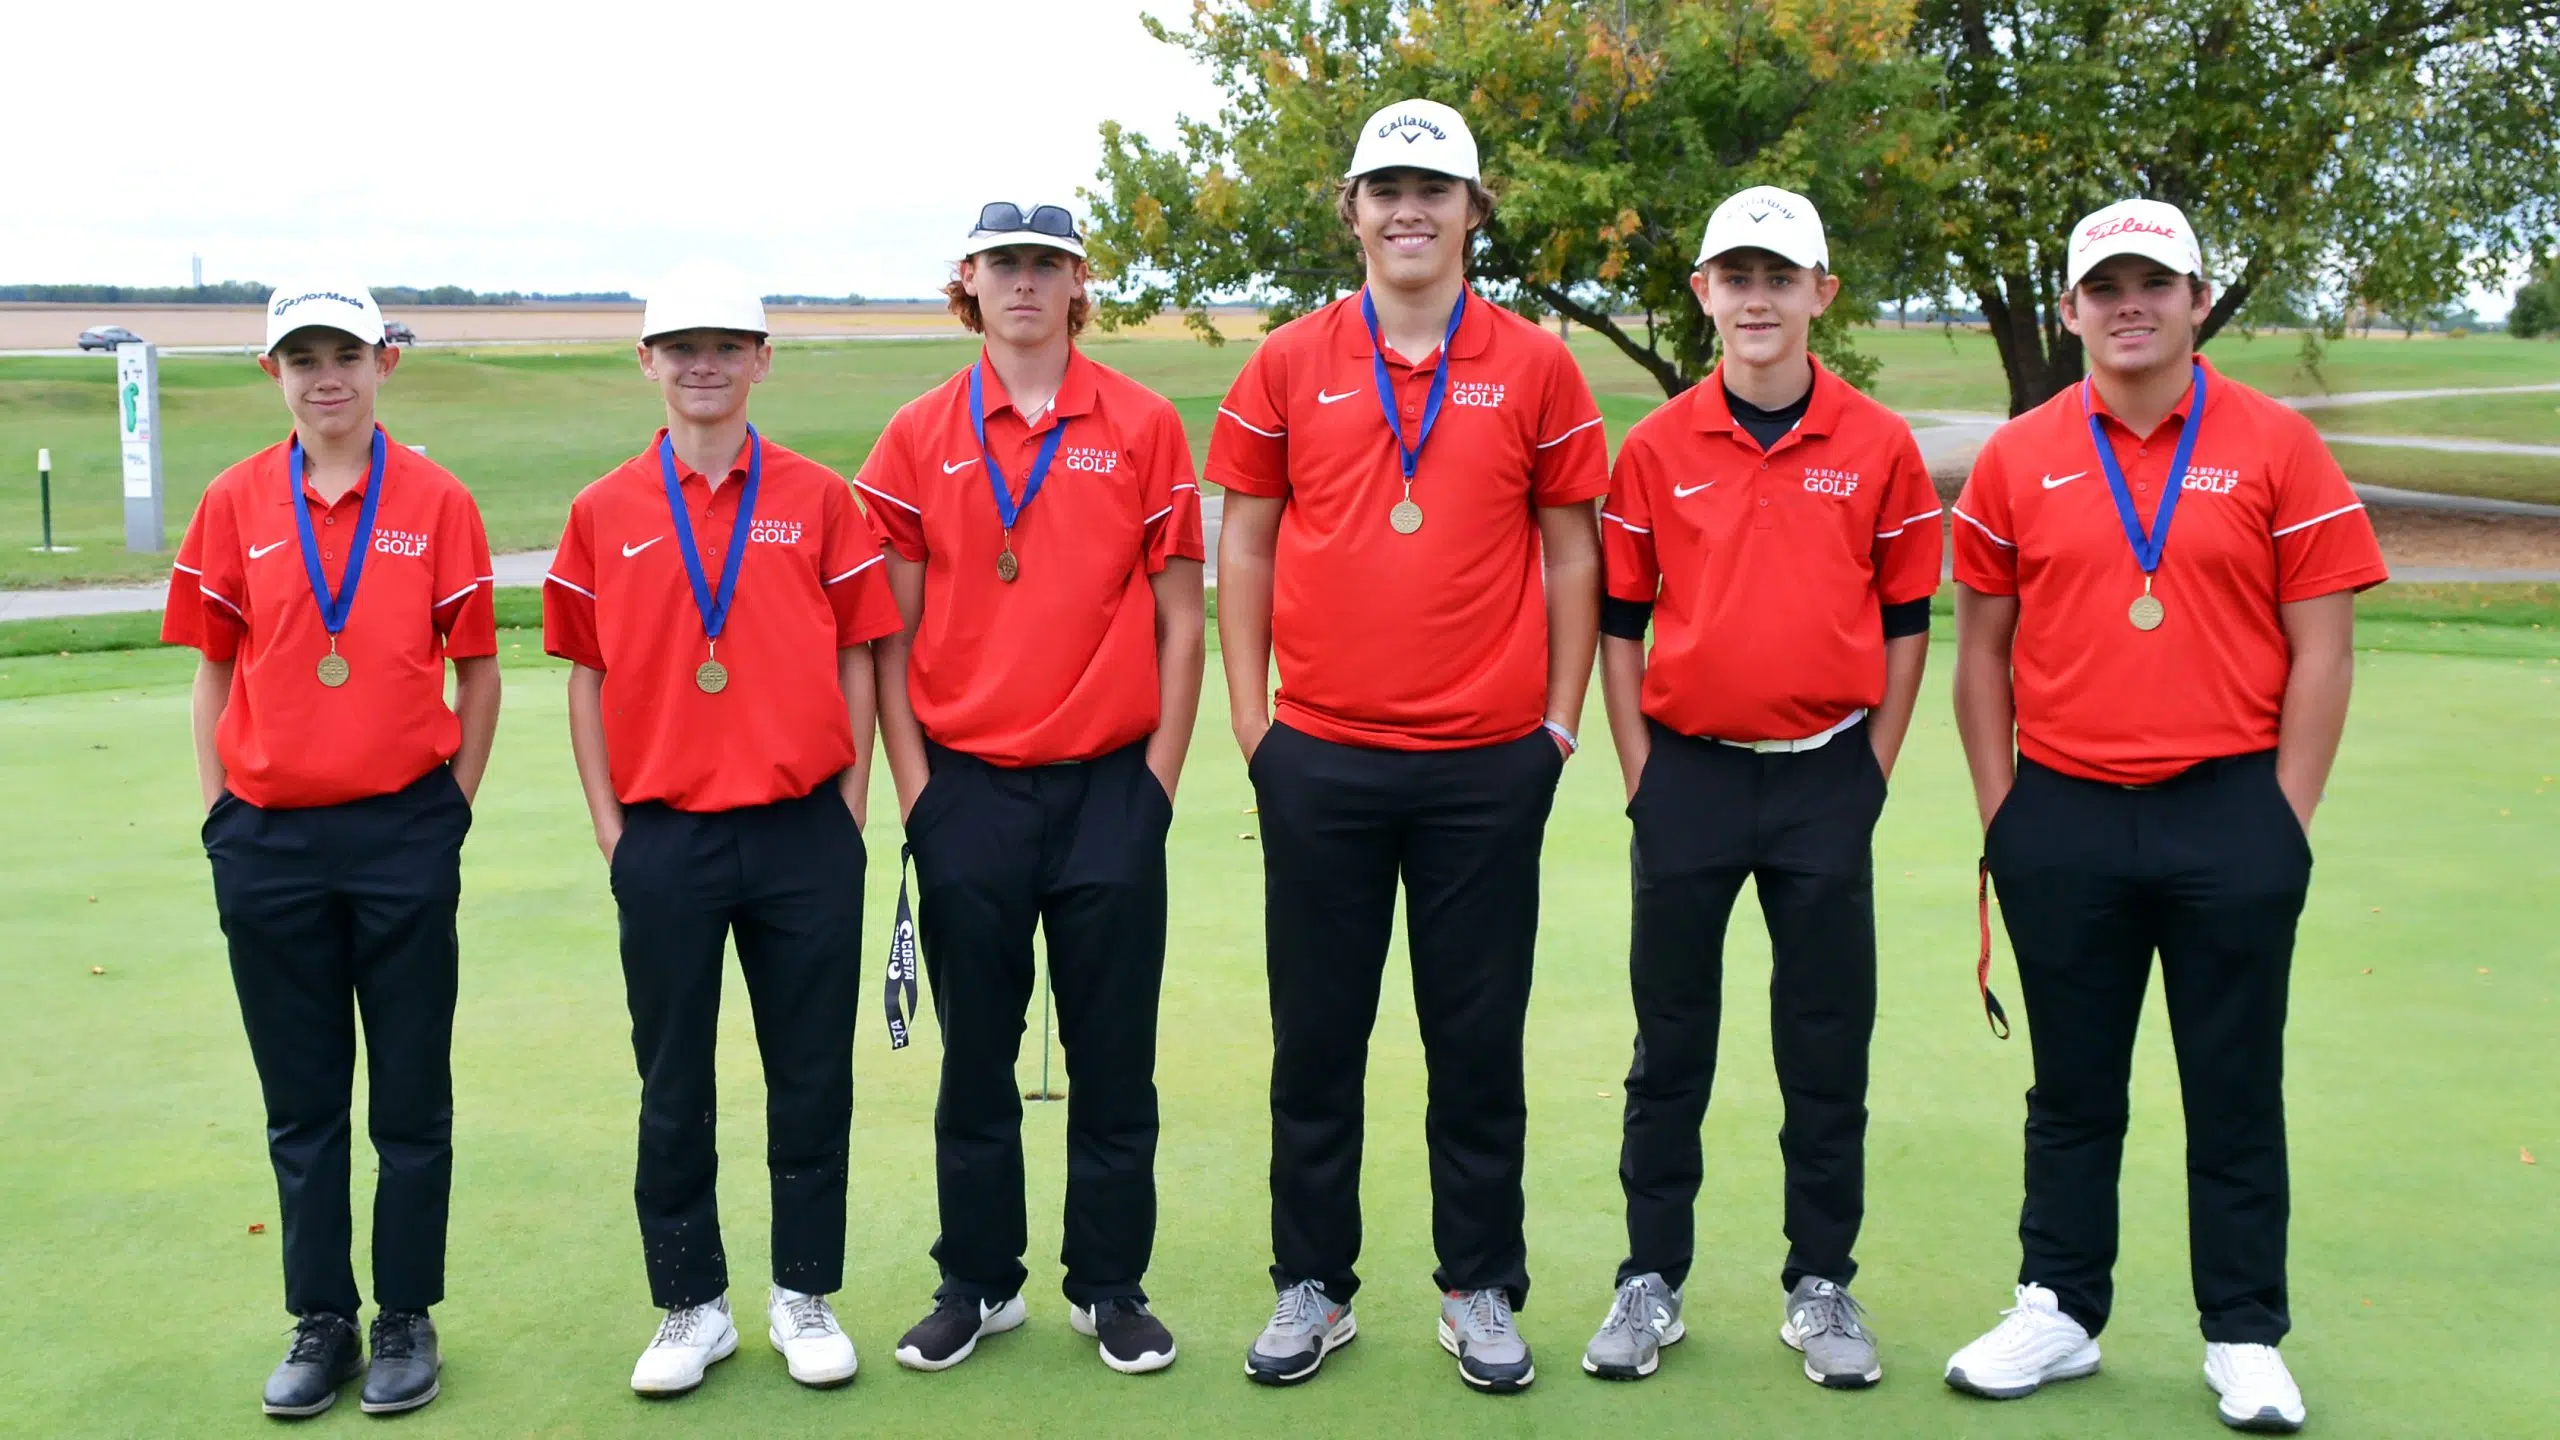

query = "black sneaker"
[892, 1293, 1026, 1371]
[361, 1309, 442, 1414]
[263, 1313, 362, 1418]
[1071, 1298, 1177, 1374]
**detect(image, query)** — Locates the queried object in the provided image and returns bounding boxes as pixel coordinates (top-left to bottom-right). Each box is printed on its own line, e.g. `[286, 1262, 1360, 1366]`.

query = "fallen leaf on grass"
[1239, 832, 1256, 840]
[248, 1223, 266, 1234]
[86, 895, 97, 903]
[2360, 968, 2372, 975]
[90, 967, 104, 976]
[2525, 1148, 2538, 1165]
[2479, 967, 2491, 975]
[2369, 906, 2382, 914]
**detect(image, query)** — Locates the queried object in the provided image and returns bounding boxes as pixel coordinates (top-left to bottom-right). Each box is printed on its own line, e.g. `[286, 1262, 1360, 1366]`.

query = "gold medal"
[1389, 499, 1424, 535]
[2129, 592, 2165, 630]
[695, 658, 728, 694]
[996, 549, 1020, 583]
[316, 651, 350, 687]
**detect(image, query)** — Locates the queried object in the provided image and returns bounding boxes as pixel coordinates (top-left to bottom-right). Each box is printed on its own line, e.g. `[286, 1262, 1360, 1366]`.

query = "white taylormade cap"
[1696, 186, 1829, 271]
[1346, 98, 1480, 182]
[264, 282, 385, 353]
[641, 265, 769, 342]
[2065, 198, 2205, 289]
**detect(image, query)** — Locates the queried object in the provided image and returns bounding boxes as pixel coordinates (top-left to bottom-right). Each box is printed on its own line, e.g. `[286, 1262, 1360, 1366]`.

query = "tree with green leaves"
[2511, 258, 2560, 339]
[1917, 0, 2560, 411]
[1083, 0, 1940, 397]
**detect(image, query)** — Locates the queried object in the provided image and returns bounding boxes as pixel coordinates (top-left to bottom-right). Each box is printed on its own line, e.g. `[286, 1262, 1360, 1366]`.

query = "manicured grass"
[1, 638, 2554, 1438]
[2309, 391, 2560, 446]
[2320, 444, 2560, 507]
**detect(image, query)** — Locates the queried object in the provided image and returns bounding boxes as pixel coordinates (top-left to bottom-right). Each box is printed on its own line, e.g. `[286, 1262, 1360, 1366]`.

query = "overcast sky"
[2, 0, 1226, 298]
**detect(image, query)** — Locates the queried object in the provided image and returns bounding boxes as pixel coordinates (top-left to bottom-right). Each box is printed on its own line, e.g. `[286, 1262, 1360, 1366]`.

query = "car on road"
[76, 326, 145, 352]
[382, 320, 418, 345]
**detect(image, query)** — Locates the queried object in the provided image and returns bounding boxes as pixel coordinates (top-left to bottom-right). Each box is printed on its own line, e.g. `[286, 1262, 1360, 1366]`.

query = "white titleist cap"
[1696, 186, 1829, 271]
[641, 265, 769, 342]
[1347, 98, 1480, 182]
[264, 282, 385, 353]
[2066, 199, 2205, 289]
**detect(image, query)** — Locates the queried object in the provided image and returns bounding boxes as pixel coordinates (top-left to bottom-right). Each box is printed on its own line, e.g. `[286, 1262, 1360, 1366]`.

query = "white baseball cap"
[1696, 186, 1829, 271]
[963, 202, 1088, 261]
[1346, 98, 1480, 182]
[264, 282, 385, 353]
[2065, 199, 2205, 289]
[641, 264, 769, 342]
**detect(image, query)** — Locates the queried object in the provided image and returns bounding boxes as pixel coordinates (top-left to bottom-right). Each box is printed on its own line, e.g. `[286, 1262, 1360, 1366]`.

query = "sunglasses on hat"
[972, 203, 1079, 240]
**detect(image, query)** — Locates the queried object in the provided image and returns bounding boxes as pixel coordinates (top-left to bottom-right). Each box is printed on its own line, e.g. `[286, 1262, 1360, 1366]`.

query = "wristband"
[1542, 719, 1578, 754]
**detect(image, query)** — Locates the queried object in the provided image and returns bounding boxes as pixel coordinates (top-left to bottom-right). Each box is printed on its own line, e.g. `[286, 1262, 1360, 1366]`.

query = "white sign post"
[116, 341, 165, 551]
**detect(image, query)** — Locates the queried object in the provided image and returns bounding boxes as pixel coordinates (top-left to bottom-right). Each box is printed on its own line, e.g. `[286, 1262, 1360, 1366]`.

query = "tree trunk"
[1531, 282, 1691, 397]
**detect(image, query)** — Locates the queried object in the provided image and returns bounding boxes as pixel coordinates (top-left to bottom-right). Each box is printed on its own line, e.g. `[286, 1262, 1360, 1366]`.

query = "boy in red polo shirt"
[1587, 187, 1939, 1390]
[543, 270, 904, 1398]
[1211, 98, 1608, 1394]
[859, 201, 1205, 1377]
[1941, 200, 2386, 1434]
[166, 281, 500, 1419]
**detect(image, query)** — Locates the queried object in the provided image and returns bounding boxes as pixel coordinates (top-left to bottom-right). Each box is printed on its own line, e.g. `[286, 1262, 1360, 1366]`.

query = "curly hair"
[943, 261, 1092, 338]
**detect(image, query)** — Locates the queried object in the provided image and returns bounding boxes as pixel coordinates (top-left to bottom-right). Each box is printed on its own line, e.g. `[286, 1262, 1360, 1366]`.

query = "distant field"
[2309, 391, 2560, 446]
[5, 326, 2557, 590]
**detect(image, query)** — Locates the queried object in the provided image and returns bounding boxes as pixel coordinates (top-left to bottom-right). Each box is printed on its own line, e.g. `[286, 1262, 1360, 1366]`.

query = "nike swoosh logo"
[247, 539, 290, 559]
[1316, 389, 1361, 405]
[941, 458, 978, 474]
[1673, 482, 1714, 498]
[622, 537, 664, 558]
[2041, 471, 2086, 490]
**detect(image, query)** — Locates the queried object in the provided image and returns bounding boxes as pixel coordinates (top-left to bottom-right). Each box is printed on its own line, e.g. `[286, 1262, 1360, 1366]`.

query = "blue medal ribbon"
[1361, 288, 1467, 482]
[658, 426, 761, 645]
[290, 427, 388, 638]
[2085, 362, 2206, 577]
[969, 362, 1068, 534]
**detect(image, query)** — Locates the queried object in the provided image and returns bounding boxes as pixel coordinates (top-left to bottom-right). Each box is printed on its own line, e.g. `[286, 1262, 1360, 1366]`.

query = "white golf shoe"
[769, 1286, 858, 1387]
[1943, 1283, 2101, 1399]
[631, 1294, 739, 1396]
[2205, 1341, 2306, 1432]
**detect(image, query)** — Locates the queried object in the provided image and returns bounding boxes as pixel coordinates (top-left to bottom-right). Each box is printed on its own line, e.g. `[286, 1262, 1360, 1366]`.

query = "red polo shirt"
[162, 428, 497, 809]
[856, 348, 1204, 767]
[1207, 289, 1610, 750]
[1953, 357, 2389, 785]
[1603, 357, 1942, 741]
[543, 431, 904, 812]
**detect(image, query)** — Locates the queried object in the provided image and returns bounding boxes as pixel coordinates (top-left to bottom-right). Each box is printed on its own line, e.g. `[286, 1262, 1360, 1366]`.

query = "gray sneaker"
[1782, 1276, 1882, 1388]
[1244, 1280, 1356, 1386]
[1583, 1272, 1685, 1379]
[1438, 1288, 1534, 1392]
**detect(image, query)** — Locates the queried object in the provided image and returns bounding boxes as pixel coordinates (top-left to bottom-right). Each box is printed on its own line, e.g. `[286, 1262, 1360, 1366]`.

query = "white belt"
[1714, 709, 1867, 754]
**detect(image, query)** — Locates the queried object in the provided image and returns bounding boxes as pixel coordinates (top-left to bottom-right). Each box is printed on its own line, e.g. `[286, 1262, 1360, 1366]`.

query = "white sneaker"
[631, 1295, 739, 1396]
[1943, 1284, 2101, 1399]
[2205, 1342, 2307, 1432]
[769, 1286, 858, 1387]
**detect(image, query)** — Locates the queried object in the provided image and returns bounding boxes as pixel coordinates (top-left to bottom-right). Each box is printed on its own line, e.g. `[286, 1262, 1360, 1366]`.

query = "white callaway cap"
[641, 264, 769, 342]
[1696, 186, 1829, 271]
[264, 282, 385, 353]
[1347, 98, 1480, 182]
[2066, 198, 2205, 289]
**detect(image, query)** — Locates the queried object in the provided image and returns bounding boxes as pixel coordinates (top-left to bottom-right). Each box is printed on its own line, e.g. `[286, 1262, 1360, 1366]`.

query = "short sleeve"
[1872, 429, 1944, 606]
[853, 410, 927, 562]
[821, 480, 902, 646]
[434, 482, 498, 659]
[542, 496, 605, 670]
[1951, 434, 2020, 596]
[1142, 401, 1207, 573]
[163, 487, 246, 660]
[1600, 432, 1662, 604]
[1530, 347, 1609, 506]
[1207, 341, 1290, 498]
[2269, 417, 2389, 602]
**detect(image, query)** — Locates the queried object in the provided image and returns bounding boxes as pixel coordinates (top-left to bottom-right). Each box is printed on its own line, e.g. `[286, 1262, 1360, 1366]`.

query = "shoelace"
[371, 1313, 420, 1361]
[1456, 1288, 1515, 1343]
[1794, 1283, 1869, 1340]
[1599, 1280, 1666, 1344]
[654, 1304, 708, 1347]
[1985, 1293, 2069, 1351]
[2220, 1344, 2291, 1387]
[286, 1316, 348, 1364]
[1271, 1280, 1328, 1332]
[780, 1293, 837, 1338]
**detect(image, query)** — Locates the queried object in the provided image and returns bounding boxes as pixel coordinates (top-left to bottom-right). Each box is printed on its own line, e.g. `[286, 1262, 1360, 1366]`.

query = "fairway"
[6, 329, 2558, 589]
[2, 633, 2553, 1438]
